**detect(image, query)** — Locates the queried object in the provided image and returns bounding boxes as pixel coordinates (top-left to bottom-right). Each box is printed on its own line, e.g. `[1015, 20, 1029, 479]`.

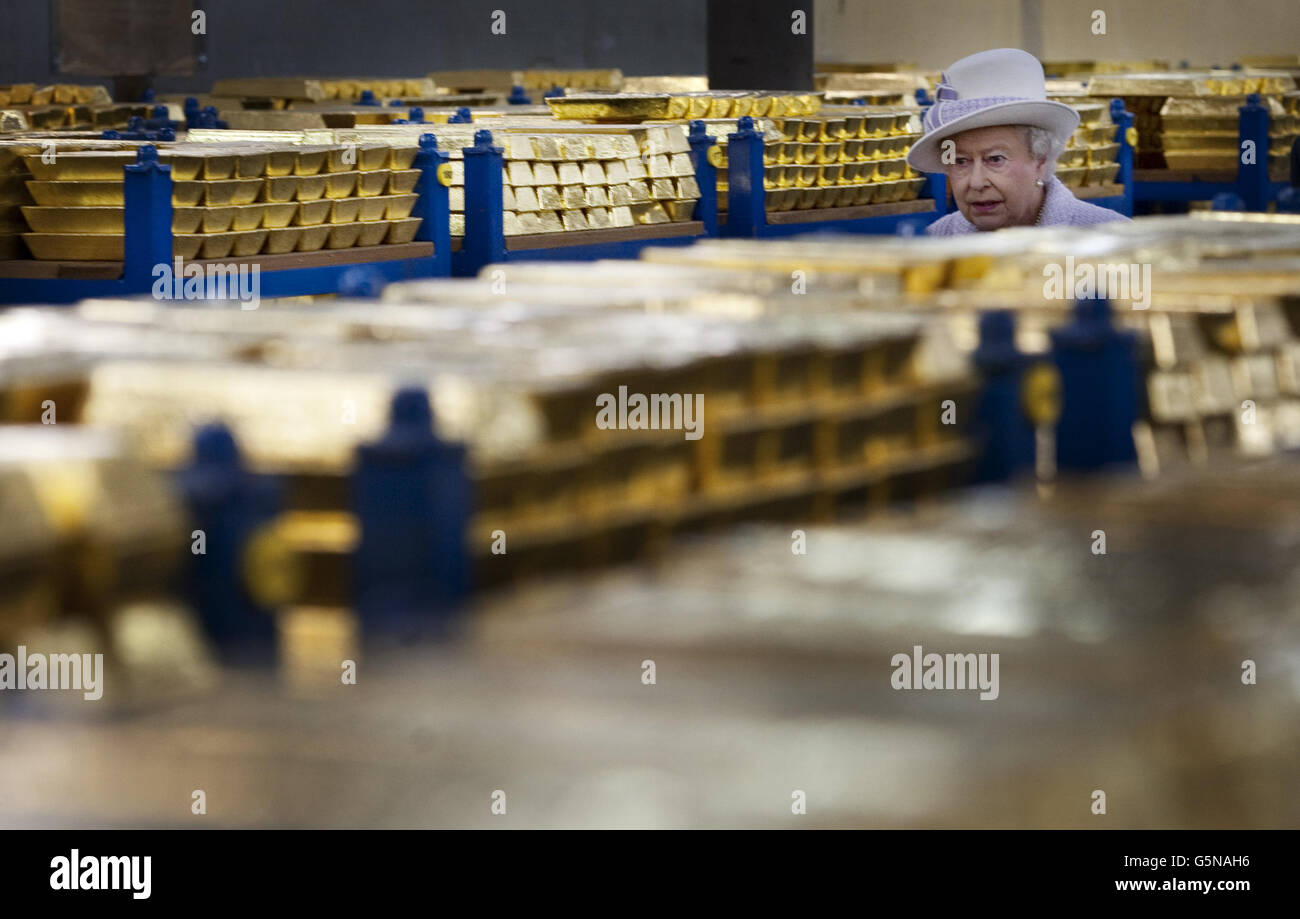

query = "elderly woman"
[907, 48, 1129, 235]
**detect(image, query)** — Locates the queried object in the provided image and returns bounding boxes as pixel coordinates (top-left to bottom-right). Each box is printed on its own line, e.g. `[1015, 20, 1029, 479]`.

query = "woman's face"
[944, 126, 1048, 230]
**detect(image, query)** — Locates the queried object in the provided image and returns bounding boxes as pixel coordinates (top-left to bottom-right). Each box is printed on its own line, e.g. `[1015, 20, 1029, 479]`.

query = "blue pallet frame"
[0, 135, 454, 306]
[1132, 94, 1292, 211]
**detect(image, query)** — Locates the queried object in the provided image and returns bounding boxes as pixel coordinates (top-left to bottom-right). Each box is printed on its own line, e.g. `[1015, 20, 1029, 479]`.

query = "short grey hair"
[1021, 125, 1064, 175]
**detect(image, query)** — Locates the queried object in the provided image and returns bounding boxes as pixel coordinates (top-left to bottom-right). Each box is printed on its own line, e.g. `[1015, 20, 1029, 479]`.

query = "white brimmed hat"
[906, 48, 1079, 174]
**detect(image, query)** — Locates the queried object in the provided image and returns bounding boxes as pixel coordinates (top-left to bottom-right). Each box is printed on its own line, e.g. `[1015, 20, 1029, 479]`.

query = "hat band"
[923, 96, 1032, 134]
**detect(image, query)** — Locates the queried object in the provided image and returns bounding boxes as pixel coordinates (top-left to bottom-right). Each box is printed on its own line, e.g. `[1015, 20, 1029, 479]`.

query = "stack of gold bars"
[1086, 70, 1298, 170]
[0, 142, 33, 258]
[546, 90, 929, 213]
[1043, 101, 1121, 189]
[715, 105, 926, 211]
[6, 137, 422, 260]
[639, 213, 1300, 475]
[0, 83, 150, 132]
[210, 77, 442, 106]
[196, 122, 703, 235]
[7, 213, 1300, 590]
[0, 264, 975, 588]
[430, 69, 623, 94]
[546, 90, 824, 121]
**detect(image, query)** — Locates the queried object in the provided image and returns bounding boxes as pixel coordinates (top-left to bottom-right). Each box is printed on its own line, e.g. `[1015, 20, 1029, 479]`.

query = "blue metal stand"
[971, 311, 1037, 482]
[1050, 298, 1139, 472]
[412, 133, 452, 278]
[1238, 94, 1271, 212]
[353, 388, 472, 638]
[724, 116, 768, 237]
[457, 129, 506, 276]
[124, 145, 174, 289]
[687, 120, 720, 237]
[176, 424, 281, 665]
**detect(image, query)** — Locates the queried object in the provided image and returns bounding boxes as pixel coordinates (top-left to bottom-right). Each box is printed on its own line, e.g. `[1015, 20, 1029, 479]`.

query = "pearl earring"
[1035, 179, 1044, 187]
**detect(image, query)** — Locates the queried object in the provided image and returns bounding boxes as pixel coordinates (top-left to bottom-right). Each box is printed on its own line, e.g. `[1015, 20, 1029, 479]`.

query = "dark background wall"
[0, 0, 708, 92]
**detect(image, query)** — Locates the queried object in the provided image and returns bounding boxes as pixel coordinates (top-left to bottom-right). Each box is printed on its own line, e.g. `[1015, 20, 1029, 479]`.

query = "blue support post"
[413, 133, 452, 277]
[508, 85, 531, 105]
[724, 115, 766, 237]
[448, 106, 473, 124]
[1212, 191, 1245, 211]
[924, 172, 948, 216]
[198, 105, 227, 129]
[144, 104, 175, 131]
[358, 89, 379, 106]
[123, 145, 173, 292]
[459, 129, 505, 276]
[353, 388, 472, 637]
[1109, 98, 1135, 217]
[176, 424, 282, 664]
[687, 119, 719, 237]
[1237, 94, 1271, 212]
[337, 266, 387, 297]
[1050, 298, 1139, 472]
[971, 311, 1037, 482]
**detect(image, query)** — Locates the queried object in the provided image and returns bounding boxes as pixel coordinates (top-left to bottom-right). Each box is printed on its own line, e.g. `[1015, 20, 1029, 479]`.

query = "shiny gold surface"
[232, 229, 268, 257]
[20, 232, 122, 260]
[326, 222, 362, 249]
[293, 150, 327, 176]
[204, 179, 261, 207]
[357, 197, 387, 222]
[296, 223, 331, 251]
[388, 170, 420, 194]
[265, 202, 302, 230]
[356, 145, 391, 171]
[296, 175, 328, 201]
[329, 198, 362, 223]
[264, 226, 301, 254]
[295, 200, 331, 226]
[23, 152, 204, 183]
[324, 171, 358, 199]
[356, 221, 389, 246]
[171, 235, 203, 259]
[196, 232, 236, 259]
[229, 203, 265, 232]
[21, 206, 121, 234]
[356, 170, 388, 197]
